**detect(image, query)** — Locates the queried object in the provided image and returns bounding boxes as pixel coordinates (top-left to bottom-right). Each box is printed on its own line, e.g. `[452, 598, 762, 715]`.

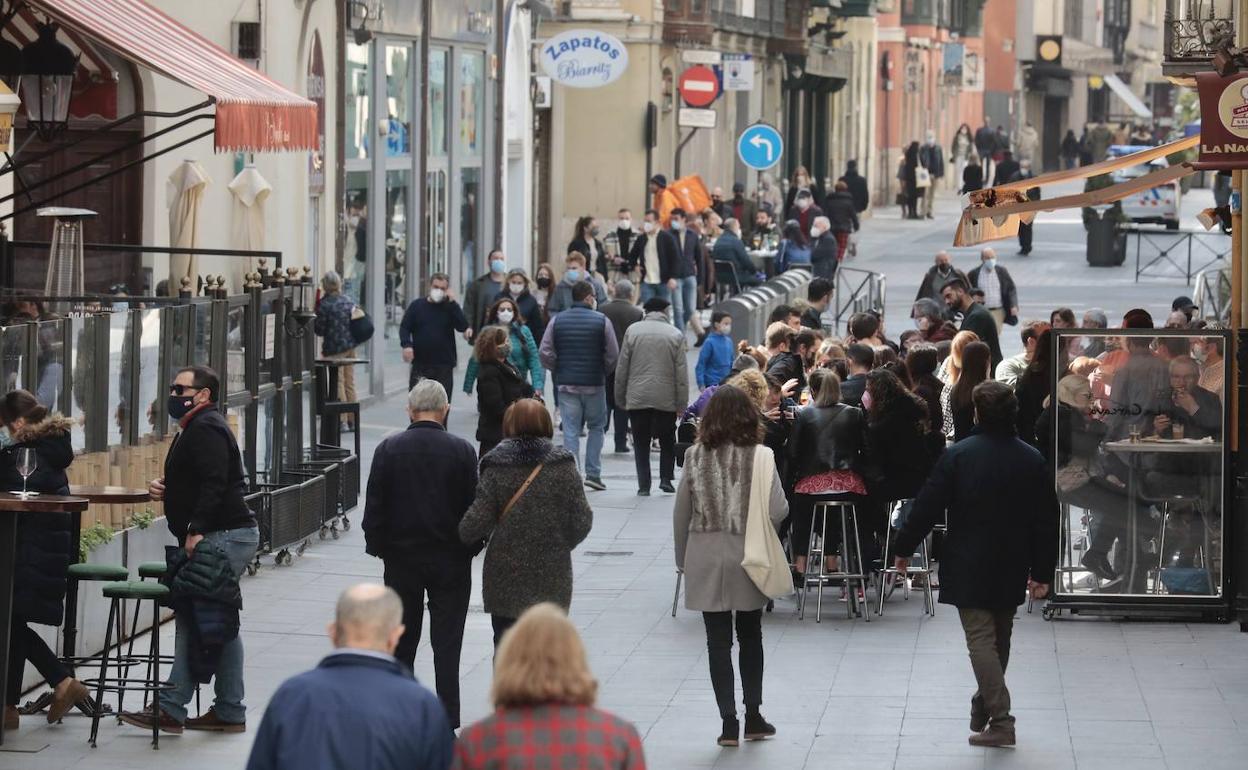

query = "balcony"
[662, 0, 809, 51]
[662, 0, 714, 45]
[1162, 0, 1236, 84]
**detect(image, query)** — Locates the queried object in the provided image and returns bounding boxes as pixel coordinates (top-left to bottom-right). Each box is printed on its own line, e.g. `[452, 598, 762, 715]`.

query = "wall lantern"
[20, 23, 77, 141]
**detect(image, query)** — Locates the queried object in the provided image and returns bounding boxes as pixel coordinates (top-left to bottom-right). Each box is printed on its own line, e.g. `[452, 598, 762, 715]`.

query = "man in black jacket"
[839, 160, 869, 213]
[839, 343, 874, 408]
[399, 272, 470, 396]
[915, 251, 968, 306]
[942, 277, 1003, 369]
[127, 365, 259, 735]
[669, 208, 702, 335]
[893, 382, 1056, 748]
[362, 379, 479, 729]
[600, 279, 644, 453]
[629, 208, 680, 306]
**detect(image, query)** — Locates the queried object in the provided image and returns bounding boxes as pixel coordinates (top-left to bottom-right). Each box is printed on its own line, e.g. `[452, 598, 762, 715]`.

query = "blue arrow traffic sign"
[737, 123, 783, 170]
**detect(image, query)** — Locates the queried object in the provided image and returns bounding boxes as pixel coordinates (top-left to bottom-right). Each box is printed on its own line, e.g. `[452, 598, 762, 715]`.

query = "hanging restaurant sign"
[1195, 71, 1248, 169]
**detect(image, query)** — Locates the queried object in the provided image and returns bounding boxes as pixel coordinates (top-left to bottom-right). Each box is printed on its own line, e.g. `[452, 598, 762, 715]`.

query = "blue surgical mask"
[565, 269, 581, 282]
[984, 258, 997, 270]
[490, 259, 507, 274]
[0, 427, 12, 449]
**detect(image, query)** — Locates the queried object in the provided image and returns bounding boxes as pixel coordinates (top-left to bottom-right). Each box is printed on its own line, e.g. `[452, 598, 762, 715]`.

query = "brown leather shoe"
[968, 723, 1016, 747]
[47, 678, 89, 723]
[4, 705, 18, 730]
[119, 705, 184, 734]
[185, 707, 245, 733]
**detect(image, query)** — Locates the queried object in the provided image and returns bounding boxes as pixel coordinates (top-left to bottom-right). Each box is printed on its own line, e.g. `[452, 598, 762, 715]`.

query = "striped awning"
[27, 0, 316, 152]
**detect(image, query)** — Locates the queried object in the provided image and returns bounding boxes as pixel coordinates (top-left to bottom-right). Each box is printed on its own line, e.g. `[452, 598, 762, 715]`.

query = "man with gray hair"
[599, 278, 644, 453]
[313, 270, 359, 429]
[362, 379, 478, 729]
[1077, 308, 1109, 358]
[246, 584, 454, 770]
[710, 216, 762, 289]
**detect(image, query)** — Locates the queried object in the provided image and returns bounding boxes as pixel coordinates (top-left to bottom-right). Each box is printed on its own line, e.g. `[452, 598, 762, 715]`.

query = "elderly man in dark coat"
[893, 382, 1057, 749]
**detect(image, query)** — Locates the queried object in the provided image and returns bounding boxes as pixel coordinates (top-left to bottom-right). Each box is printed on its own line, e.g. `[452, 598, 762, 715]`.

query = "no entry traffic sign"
[679, 65, 720, 108]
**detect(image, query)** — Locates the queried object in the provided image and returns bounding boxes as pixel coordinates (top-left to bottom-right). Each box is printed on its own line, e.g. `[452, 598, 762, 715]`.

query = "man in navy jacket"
[246, 584, 453, 770]
[399, 272, 469, 396]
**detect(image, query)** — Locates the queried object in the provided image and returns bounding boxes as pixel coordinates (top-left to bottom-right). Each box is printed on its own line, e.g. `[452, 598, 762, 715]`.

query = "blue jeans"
[672, 275, 698, 330]
[160, 526, 259, 724]
[558, 389, 607, 480]
[638, 282, 670, 307]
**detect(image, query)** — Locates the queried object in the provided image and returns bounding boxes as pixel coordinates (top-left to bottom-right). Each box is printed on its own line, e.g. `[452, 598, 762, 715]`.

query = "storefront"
[341, 0, 499, 396]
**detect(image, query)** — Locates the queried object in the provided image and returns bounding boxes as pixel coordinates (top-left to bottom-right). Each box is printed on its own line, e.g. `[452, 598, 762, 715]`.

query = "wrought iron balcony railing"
[1163, 0, 1236, 82]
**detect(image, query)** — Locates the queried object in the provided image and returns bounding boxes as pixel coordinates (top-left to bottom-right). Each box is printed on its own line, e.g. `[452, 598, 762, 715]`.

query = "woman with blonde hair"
[938, 329, 980, 436]
[453, 604, 646, 769]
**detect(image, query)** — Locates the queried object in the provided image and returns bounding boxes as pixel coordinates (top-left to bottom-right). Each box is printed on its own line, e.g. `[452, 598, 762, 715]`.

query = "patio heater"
[40, 207, 95, 309]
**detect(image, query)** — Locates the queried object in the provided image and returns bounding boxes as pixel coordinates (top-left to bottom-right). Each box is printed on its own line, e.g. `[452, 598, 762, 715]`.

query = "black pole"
[1236, 330, 1248, 630]
[674, 128, 698, 179]
[644, 102, 657, 210]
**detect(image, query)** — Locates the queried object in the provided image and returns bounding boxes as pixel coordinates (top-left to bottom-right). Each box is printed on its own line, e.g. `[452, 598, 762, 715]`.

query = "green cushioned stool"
[136, 562, 167, 580]
[67, 563, 129, 581]
[88, 582, 173, 749]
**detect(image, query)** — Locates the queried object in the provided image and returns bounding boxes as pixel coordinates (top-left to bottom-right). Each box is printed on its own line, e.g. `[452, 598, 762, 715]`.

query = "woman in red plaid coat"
[452, 604, 646, 770]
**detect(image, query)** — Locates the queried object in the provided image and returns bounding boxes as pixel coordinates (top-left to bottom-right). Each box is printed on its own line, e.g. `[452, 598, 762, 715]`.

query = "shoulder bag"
[499, 464, 544, 523]
[741, 446, 792, 600]
[349, 303, 375, 345]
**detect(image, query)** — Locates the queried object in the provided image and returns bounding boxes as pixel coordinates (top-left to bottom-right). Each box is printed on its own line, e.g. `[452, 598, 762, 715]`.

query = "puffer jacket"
[163, 541, 243, 683]
[615, 312, 689, 413]
[462, 322, 544, 393]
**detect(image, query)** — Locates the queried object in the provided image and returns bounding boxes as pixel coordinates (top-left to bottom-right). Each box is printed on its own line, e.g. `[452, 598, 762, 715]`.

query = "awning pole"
[1233, 169, 1242, 451]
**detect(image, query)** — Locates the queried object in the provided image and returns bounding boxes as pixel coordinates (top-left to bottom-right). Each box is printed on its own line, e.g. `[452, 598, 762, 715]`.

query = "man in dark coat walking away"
[974, 117, 997, 180]
[839, 160, 869, 214]
[246, 584, 453, 770]
[362, 379, 479, 729]
[893, 382, 1056, 748]
[600, 279, 644, 453]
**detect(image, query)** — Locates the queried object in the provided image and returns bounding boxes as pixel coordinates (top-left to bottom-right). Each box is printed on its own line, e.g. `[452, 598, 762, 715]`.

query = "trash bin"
[1086, 217, 1126, 267]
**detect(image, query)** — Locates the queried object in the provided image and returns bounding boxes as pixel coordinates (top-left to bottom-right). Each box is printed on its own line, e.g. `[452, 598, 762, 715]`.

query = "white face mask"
[983, 258, 997, 270]
[643, 220, 656, 233]
[429, 288, 446, 303]
[797, 198, 811, 211]
[618, 219, 631, 230]
[719, 323, 732, 336]
[809, 226, 821, 238]
[672, 220, 684, 232]
[497, 309, 515, 324]
[509, 282, 525, 296]
[348, 215, 361, 228]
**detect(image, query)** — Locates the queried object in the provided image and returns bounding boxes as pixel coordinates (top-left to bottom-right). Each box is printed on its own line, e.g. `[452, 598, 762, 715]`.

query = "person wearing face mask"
[532, 263, 556, 312]
[0, 390, 87, 732]
[966, 247, 1019, 336]
[127, 366, 259, 735]
[568, 216, 608, 280]
[463, 298, 545, 398]
[786, 189, 825, 246]
[462, 249, 511, 343]
[911, 298, 958, 344]
[495, 269, 546, 344]
[627, 208, 680, 305]
[610, 209, 637, 278]
[783, 165, 824, 216]
[822, 180, 859, 260]
[545, 252, 608, 316]
[727, 182, 756, 237]
[915, 251, 968, 307]
[711, 217, 763, 290]
[471, 326, 536, 457]
[696, 311, 736, 390]
[808, 216, 840, 282]
[918, 129, 946, 219]
[668, 207, 703, 336]
[649, 174, 680, 227]
[1007, 159, 1040, 256]
[399, 273, 470, 400]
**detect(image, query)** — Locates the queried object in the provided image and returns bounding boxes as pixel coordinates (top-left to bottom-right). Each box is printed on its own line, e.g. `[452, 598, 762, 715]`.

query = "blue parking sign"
[737, 123, 783, 170]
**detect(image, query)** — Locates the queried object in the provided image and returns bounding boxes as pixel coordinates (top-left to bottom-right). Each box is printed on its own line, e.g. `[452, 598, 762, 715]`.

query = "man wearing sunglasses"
[122, 365, 258, 735]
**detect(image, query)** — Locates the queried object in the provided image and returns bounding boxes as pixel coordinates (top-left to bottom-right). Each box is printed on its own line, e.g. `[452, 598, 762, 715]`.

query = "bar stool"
[61, 564, 130, 671]
[87, 581, 173, 749]
[876, 499, 935, 617]
[1148, 493, 1208, 595]
[118, 562, 193, 717]
[798, 495, 869, 623]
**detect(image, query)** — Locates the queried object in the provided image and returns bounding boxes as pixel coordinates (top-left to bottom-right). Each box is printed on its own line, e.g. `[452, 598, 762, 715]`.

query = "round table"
[68, 485, 151, 504]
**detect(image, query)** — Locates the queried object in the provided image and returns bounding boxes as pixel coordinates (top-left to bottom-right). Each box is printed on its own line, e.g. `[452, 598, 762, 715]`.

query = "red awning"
[27, 0, 316, 152]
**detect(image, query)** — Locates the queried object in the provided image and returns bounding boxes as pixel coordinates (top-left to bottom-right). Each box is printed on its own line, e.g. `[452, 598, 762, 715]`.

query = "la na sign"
[540, 29, 629, 89]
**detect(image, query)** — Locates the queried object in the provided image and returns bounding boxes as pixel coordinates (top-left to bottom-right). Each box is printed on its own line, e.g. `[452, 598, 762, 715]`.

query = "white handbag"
[915, 166, 932, 188]
[741, 445, 793, 600]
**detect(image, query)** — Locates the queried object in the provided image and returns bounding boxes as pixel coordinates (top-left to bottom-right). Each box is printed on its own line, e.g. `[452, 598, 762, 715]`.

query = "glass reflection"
[459, 52, 484, 155]
[384, 44, 411, 156]
[345, 171, 369, 307]
[34, 320, 64, 412]
[386, 170, 410, 328]
[138, 310, 160, 435]
[345, 42, 371, 160]
[1045, 330, 1225, 598]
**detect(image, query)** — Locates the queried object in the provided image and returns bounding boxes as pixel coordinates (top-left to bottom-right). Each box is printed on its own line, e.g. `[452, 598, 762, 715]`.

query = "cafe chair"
[713, 260, 742, 302]
[86, 581, 173, 749]
[876, 499, 935, 617]
[798, 494, 869, 623]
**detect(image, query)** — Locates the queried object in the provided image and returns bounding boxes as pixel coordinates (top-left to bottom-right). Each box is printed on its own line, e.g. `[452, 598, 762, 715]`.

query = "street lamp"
[20, 23, 77, 141]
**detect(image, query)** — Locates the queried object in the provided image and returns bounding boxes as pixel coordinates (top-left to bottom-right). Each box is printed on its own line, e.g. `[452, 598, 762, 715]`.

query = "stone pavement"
[5, 195, 1248, 769]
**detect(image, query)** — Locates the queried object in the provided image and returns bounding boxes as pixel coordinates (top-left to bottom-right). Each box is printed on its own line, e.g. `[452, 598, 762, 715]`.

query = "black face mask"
[168, 394, 195, 420]
[536, 276, 552, 288]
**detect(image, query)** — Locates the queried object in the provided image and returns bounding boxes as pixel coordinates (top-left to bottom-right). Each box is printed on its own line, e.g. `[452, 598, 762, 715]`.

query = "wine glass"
[15, 448, 37, 498]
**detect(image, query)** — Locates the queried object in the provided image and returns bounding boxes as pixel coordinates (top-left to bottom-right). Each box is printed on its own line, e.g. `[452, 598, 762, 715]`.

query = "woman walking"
[459, 399, 592, 644]
[468, 327, 535, 457]
[951, 123, 973, 188]
[569, 216, 609, 280]
[960, 153, 984, 194]
[902, 141, 922, 219]
[674, 385, 786, 748]
[463, 298, 544, 394]
[453, 604, 646, 769]
[0, 390, 88, 730]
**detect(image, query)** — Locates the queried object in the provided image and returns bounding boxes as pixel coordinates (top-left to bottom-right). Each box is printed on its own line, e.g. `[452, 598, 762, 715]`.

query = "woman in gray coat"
[460, 399, 593, 646]
[674, 385, 787, 749]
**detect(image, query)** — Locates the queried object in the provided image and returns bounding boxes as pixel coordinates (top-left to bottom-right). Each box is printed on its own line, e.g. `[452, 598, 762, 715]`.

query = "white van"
[1108, 144, 1181, 230]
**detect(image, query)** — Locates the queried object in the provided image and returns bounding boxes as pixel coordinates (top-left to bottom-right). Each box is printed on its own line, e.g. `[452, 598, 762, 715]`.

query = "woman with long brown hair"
[469, 327, 535, 457]
[950, 341, 993, 442]
[675, 385, 786, 748]
[938, 330, 980, 437]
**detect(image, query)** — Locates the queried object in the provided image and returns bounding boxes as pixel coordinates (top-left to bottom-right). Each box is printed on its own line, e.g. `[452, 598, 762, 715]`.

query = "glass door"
[380, 40, 415, 339]
[453, 48, 485, 294]
[427, 47, 450, 280]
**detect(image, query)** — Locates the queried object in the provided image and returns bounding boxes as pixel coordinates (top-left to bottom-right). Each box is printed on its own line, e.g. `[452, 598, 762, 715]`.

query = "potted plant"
[1082, 173, 1128, 266]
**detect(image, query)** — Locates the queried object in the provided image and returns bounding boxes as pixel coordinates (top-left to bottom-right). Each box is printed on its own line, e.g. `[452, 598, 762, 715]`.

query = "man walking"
[809, 216, 840, 282]
[246, 584, 453, 770]
[462, 249, 509, 341]
[669, 208, 701, 336]
[629, 208, 679, 305]
[915, 251, 967, 306]
[1008, 160, 1040, 256]
[545, 251, 607, 316]
[919, 130, 945, 219]
[615, 297, 688, 496]
[540, 281, 620, 490]
[893, 381, 1056, 747]
[942, 277, 1003, 370]
[128, 366, 259, 734]
[399, 273, 469, 396]
[974, 117, 997, 181]
[600, 279, 644, 453]
[966, 248, 1018, 335]
[362, 380, 478, 730]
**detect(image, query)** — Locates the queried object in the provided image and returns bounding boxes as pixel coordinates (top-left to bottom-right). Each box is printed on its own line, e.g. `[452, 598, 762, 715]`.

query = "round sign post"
[679, 65, 721, 108]
[737, 123, 784, 170]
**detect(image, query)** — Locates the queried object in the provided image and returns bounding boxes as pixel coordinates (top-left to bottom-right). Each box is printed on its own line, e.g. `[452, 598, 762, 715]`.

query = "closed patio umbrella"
[167, 160, 211, 296]
[227, 164, 272, 292]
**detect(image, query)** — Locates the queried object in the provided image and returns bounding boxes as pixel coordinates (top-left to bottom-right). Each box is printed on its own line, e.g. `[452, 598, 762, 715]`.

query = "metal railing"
[833, 266, 886, 336]
[1126, 227, 1230, 283]
[1193, 265, 1232, 324]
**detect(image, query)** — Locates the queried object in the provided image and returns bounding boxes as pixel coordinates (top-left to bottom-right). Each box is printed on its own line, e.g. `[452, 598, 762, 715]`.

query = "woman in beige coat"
[674, 385, 787, 749]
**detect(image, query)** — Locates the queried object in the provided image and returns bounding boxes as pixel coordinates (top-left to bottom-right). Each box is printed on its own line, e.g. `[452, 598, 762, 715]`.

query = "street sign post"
[679, 65, 721, 108]
[678, 108, 717, 129]
[737, 123, 783, 170]
[681, 49, 722, 65]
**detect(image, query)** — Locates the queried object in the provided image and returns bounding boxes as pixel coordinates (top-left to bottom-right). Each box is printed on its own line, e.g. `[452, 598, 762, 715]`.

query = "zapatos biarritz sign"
[1196, 71, 1248, 169]
[540, 29, 629, 89]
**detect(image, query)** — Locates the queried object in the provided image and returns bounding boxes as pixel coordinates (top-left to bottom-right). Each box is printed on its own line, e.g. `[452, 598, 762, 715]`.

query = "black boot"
[718, 717, 739, 747]
[744, 710, 776, 741]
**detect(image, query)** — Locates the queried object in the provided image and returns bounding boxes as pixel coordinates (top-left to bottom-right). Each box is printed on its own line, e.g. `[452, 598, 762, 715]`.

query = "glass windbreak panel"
[137, 310, 161, 437]
[169, 305, 191, 370]
[1050, 329, 1227, 599]
[458, 51, 484, 156]
[225, 305, 247, 397]
[346, 42, 371, 160]
[33, 320, 65, 412]
[459, 167, 481, 290]
[302, 382, 313, 456]
[192, 303, 212, 367]
[426, 170, 448, 275]
[345, 170, 369, 307]
[107, 311, 136, 447]
[384, 43, 412, 156]
[258, 396, 276, 484]
[386, 169, 411, 327]
[429, 49, 448, 156]
[1, 325, 26, 394]
[67, 315, 89, 450]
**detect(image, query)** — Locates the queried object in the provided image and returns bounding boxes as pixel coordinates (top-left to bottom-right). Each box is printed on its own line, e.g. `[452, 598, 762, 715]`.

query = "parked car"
[1108, 145, 1180, 230]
